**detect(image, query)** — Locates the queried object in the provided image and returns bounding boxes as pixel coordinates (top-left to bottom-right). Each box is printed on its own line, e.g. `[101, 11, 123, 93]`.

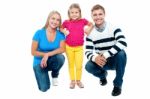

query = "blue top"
[32, 28, 65, 66]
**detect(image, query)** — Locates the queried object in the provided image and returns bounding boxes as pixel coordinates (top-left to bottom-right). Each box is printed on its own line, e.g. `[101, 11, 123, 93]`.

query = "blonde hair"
[43, 11, 61, 29]
[68, 3, 82, 19]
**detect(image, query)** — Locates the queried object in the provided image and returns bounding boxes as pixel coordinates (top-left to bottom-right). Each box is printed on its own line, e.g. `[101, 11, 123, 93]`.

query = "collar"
[95, 21, 106, 32]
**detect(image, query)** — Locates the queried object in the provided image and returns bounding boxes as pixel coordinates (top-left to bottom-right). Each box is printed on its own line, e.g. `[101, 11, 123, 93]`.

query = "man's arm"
[103, 28, 127, 59]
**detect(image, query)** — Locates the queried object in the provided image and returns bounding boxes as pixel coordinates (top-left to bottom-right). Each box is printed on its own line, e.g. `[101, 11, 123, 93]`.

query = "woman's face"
[48, 13, 61, 29]
[92, 9, 105, 26]
[69, 8, 80, 20]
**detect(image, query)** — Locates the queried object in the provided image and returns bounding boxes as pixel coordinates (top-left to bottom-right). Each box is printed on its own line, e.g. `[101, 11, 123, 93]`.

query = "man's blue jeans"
[33, 54, 65, 92]
[85, 50, 127, 88]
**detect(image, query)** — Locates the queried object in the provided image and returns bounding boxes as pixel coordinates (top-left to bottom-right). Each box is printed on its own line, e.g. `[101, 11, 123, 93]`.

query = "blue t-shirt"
[32, 28, 65, 66]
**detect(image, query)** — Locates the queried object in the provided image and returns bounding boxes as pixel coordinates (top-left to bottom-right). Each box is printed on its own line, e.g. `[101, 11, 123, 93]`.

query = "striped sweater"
[85, 22, 127, 62]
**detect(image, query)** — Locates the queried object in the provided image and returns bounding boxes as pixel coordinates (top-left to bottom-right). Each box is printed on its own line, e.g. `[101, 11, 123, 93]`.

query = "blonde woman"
[31, 11, 65, 92]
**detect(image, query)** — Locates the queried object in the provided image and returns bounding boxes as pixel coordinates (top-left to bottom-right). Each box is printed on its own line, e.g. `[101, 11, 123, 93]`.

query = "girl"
[61, 3, 93, 89]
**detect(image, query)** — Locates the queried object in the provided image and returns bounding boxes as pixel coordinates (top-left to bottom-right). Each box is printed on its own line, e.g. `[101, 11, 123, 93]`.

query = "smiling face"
[92, 9, 105, 27]
[44, 11, 61, 29]
[69, 8, 81, 20]
[48, 13, 61, 29]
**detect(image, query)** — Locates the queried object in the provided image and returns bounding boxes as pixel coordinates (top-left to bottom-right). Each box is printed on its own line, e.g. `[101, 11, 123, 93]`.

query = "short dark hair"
[91, 4, 105, 14]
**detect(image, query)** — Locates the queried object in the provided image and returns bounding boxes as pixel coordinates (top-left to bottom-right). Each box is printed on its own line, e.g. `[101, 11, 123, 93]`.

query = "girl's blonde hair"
[68, 3, 82, 19]
[43, 11, 62, 29]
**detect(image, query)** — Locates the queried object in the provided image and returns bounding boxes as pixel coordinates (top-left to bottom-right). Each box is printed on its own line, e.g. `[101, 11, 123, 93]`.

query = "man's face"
[92, 9, 105, 26]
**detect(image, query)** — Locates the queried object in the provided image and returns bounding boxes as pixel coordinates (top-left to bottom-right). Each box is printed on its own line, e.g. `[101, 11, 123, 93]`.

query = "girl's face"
[92, 9, 105, 26]
[48, 13, 61, 29]
[69, 8, 80, 20]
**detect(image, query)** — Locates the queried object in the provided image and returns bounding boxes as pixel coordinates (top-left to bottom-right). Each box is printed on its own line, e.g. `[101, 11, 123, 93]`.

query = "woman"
[31, 11, 65, 92]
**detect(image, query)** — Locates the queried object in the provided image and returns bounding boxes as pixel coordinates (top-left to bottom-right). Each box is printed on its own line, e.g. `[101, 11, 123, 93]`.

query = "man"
[85, 4, 127, 96]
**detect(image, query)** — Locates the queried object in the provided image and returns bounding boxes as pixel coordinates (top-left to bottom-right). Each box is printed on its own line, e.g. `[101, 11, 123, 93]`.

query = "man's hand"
[95, 54, 107, 67]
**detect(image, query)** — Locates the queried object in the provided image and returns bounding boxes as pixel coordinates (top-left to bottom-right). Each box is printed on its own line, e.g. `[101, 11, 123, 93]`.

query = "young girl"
[61, 3, 93, 89]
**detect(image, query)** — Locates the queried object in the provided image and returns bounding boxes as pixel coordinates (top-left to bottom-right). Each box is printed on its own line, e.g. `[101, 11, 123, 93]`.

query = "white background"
[0, 0, 150, 98]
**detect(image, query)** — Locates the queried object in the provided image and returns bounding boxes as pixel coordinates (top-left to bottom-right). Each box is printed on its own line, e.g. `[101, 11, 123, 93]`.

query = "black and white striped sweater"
[85, 22, 127, 62]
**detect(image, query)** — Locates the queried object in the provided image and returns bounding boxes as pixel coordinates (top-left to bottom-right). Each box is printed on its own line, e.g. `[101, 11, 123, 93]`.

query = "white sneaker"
[52, 78, 58, 86]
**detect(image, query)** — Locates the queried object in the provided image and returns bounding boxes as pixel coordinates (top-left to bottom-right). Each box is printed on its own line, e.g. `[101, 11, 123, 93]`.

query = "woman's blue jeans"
[33, 54, 65, 92]
[85, 50, 127, 88]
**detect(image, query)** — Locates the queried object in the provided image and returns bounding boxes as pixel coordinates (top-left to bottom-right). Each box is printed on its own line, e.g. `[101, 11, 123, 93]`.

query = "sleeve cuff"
[92, 54, 99, 62]
[103, 52, 110, 59]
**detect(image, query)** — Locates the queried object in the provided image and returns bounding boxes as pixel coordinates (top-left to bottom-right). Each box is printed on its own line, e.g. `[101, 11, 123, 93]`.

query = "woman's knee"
[39, 87, 49, 92]
[56, 54, 65, 65]
[33, 65, 42, 72]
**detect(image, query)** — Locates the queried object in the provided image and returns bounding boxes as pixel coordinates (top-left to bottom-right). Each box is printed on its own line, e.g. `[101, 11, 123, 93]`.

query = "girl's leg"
[66, 45, 76, 88]
[75, 46, 84, 88]
[66, 45, 75, 80]
[75, 46, 83, 81]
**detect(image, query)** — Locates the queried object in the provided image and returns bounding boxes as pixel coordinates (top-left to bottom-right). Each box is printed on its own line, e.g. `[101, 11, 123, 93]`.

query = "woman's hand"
[40, 53, 49, 68]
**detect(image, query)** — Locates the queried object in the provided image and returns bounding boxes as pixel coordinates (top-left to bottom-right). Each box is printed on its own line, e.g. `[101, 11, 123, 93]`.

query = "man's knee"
[115, 50, 127, 67]
[117, 50, 126, 58]
[85, 61, 93, 73]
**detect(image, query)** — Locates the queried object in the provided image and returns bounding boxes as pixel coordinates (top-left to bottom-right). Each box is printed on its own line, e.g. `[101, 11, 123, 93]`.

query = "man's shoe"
[100, 71, 108, 86]
[100, 78, 107, 86]
[111, 86, 121, 96]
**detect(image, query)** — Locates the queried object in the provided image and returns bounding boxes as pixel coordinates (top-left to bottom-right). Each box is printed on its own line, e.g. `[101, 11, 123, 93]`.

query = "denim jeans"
[33, 54, 65, 92]
[85, 50, 127, 88]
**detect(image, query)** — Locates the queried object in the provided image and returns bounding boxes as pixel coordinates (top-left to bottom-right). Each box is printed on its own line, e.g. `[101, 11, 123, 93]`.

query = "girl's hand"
[63, 28, 69, 35]
[60, 28, 69, 36]
[60, 28, 69, 35]
[84, 23, 94, 36]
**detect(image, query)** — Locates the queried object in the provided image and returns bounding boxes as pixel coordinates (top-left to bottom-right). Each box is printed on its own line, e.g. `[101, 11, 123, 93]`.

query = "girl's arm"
[60, 26, 69, 36]
[84, 22, 94, 36]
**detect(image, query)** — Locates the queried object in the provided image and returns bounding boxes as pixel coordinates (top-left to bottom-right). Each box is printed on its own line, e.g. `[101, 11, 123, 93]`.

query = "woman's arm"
[47, 40, 65, 57]
[32, 40, 65, 68]
[31, 40, 45, 57]
[40, 40, 65, 68]
[31, 40, 65, 57]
